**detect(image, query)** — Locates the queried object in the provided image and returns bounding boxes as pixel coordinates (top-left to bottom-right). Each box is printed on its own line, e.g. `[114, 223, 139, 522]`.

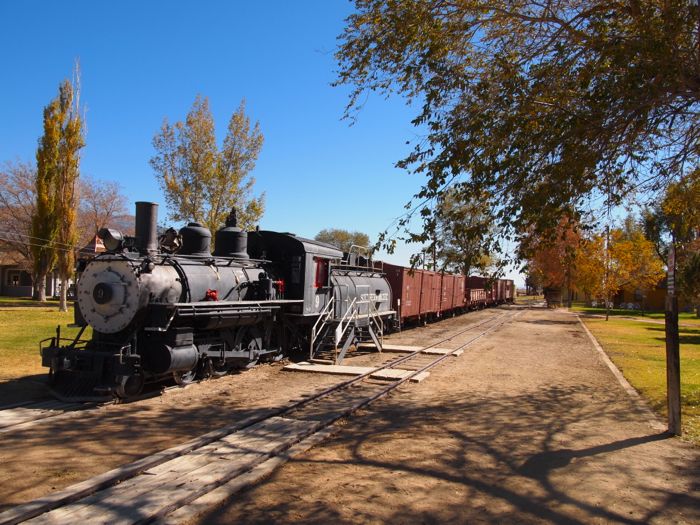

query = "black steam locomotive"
[42, 202, 394, 398]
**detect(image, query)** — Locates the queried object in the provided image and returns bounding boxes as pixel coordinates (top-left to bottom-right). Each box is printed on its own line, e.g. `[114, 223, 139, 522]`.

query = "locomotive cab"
[248, 231, 342, 317]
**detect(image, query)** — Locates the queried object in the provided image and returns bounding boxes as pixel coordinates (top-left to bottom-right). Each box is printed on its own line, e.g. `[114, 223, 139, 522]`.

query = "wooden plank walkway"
[26, 416, 318, 524]
[283, 362, 429, 382]
[359, 343, 463, 356]
[0, 402, 84, 434]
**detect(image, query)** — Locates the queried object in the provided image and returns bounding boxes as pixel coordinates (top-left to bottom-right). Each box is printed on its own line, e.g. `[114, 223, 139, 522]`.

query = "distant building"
[614, 279, 694, 312]
[78, 234, 105, 259]
[0, 250, 58, 298]
[0, 234, 104, 299]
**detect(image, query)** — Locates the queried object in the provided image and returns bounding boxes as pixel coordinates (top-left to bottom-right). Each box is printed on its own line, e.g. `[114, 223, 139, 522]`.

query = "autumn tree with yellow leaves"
[151, 97, 264, 236]
[32, 74, 84, 309]
[528, 216, 664, 314]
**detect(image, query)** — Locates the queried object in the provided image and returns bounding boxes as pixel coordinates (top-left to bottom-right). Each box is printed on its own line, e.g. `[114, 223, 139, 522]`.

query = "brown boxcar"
[383, 263, 423, 321]
[505, 279, 515, 302]
[439, 273, 456, 313]
[453, 274, 466, 310]
[419, 270, 441, 317]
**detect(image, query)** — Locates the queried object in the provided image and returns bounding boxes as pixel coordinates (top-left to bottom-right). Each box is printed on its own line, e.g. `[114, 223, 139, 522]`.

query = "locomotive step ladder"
[309, 297, 384, 365]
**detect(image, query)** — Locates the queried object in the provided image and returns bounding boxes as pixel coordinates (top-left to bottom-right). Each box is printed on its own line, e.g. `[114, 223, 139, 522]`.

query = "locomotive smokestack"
[135, 202, 158, 255]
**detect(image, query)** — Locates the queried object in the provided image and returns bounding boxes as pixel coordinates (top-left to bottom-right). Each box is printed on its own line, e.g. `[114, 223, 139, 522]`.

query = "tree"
[573, 233, 606, 303]
[32, 76, 85, 307]
[336, 0, 698, 435]
[151, 96, 265, 235]
[645, 170, 700, 316]
[526, 218, 581, 306]
[336, 0, 698, 255]
[605, 222, 665, 315]
[315, 229, 370, 252]
[0, 161, 36, 269]
[77, 176, 133, 246]
[54, 77, 84, 312]
[433, 188, 497, 275]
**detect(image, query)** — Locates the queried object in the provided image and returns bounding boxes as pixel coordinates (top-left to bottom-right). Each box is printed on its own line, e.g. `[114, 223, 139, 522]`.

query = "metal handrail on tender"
[309, 296, 335, 359]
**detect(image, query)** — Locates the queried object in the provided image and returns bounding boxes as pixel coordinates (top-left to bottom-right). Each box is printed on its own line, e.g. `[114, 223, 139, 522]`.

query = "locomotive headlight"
[98, 228, 124, 252]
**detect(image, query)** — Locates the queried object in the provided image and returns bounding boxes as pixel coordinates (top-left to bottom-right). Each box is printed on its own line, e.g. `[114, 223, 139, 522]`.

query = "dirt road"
[191, 307, 699, 524]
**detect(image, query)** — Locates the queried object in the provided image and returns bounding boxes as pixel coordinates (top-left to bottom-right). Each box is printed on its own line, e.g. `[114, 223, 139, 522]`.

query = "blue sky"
[0, 1, 523, 284]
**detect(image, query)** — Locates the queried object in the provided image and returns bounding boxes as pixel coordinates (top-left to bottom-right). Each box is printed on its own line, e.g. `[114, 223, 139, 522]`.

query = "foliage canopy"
[315, 228, 371, 252]
[336, 0, 699, 255]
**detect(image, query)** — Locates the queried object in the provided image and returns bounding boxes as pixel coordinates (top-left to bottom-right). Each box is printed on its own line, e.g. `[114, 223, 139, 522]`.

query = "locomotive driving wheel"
[173, 369, 196, 386]
[199, 357, 230, 378]
[115, 373, 144, 398]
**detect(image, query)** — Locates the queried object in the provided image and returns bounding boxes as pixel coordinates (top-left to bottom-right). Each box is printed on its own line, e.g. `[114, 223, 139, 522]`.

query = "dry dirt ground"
[192, 307, 699, 525]
[1, 306, 698, 524]
[0, 308, 497, 511]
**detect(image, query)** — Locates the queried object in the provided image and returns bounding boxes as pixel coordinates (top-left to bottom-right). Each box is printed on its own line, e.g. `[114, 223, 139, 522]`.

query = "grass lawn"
[581, 315, 700, 444]
[572, 303, 700, 326]
[0, 304, 90, 382]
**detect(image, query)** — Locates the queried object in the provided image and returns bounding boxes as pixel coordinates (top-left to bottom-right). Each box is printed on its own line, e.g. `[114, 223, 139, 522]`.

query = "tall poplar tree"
[151, 96, 265, 235]
[32, 75, 84, 306]
[54, 77, 84, 311]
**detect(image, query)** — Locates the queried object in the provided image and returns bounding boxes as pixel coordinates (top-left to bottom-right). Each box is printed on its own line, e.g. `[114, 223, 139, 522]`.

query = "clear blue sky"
[0, 1, 523, 284]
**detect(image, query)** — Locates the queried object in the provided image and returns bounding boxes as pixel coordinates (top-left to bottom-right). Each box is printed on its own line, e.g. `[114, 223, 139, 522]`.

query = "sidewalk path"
[193, 307, 700, 525]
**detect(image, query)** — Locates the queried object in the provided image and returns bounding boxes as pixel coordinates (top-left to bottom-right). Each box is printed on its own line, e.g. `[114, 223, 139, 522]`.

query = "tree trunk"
[59, 277, 68, 312]
[696, 304, 699, 318]
[34, 272, 47, 302]
[605, 294, 610, 321]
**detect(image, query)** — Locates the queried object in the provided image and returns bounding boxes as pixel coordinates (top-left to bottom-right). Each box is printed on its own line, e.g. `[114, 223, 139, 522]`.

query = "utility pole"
[665, 243, 681, 435]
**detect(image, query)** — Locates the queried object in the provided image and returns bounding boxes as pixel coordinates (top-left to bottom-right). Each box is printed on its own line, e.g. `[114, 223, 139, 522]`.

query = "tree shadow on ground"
[645, 325, 700, 345]
[0, 375, 50, 405]
[521, 319, 579, 326]
[198, 384, 700, 525]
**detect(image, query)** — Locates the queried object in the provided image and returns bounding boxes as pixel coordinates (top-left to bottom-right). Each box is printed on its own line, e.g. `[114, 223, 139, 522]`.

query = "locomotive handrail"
[368, 300, 384, 345]
[309, 296, 335, 359]
[334, 297, 357, 346]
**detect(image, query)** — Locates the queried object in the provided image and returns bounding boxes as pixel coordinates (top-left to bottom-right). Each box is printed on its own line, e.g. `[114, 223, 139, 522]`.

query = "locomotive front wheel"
[115, 373, 145, 398]
[173, 369, 196, 386]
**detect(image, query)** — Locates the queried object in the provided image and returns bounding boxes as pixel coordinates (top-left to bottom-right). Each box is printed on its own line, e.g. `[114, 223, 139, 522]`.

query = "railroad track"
[0, 308, 520, 525]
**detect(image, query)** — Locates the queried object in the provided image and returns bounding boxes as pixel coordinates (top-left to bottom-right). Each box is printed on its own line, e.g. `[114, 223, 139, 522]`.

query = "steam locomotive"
[41, 202, 394, 398]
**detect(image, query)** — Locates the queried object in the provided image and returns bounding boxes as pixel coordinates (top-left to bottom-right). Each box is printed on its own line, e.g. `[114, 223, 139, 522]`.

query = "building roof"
[79, 235, 106, 256]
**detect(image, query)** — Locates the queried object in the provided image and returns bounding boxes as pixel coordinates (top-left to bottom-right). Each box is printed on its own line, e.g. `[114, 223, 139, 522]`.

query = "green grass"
[581, 316, 700, 444]
[0, 304, 90, 382]
[571, 302, 700, 326]
[0, 296, 59, 307]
